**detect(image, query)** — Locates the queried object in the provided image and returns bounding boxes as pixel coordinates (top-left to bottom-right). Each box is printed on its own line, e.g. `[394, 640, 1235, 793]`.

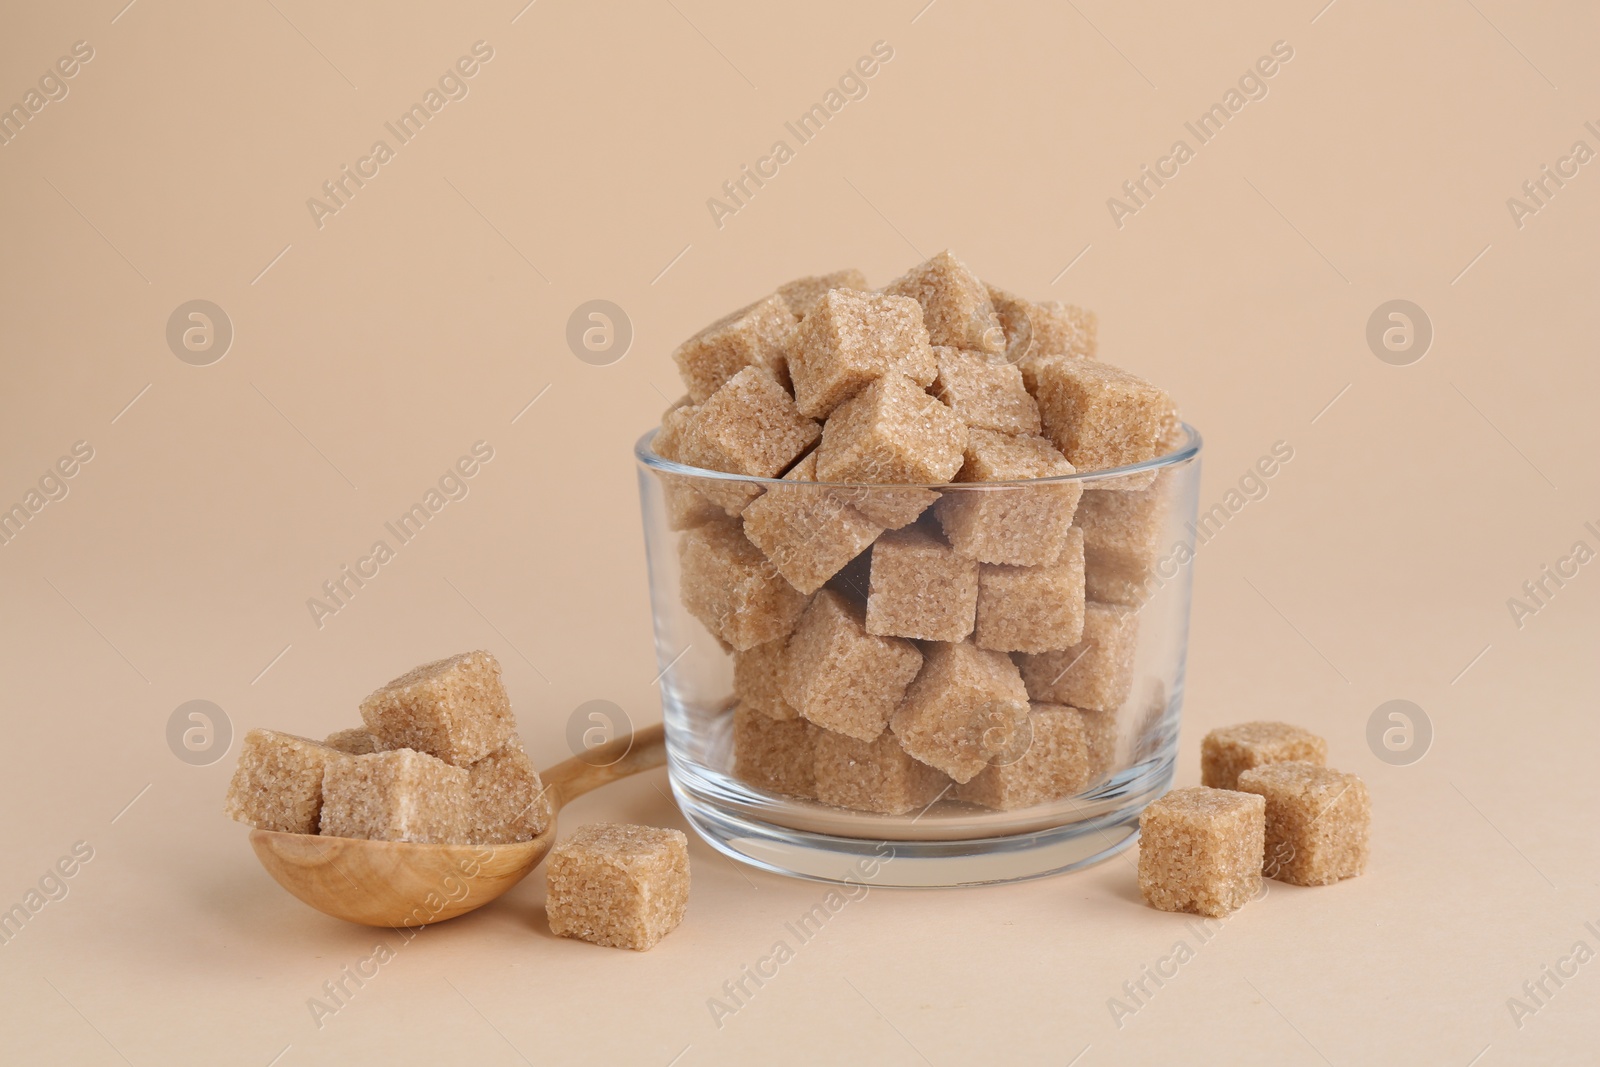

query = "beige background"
[2, 0, 1597, 1063]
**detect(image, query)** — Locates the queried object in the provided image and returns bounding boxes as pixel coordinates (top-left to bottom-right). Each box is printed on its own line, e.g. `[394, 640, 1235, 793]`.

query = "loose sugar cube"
[1138, 787, 1265, 917]
[890, 641, 1030, 783]
[679, 517, 811, 651]
[1079, 474, 1172, 604]
[974, 528, 1086, 653]
[1236, 762, 1369, 886]
[319, 748, 471, 844]
[678, 366, 820, 514]
[742, 453, 883, 594]
[1033, 359, 1171, 475]
[865, 527, 979, 642]
[1201, 722, 1328, 791]
[814, 372, 968, 487]
[672, 293, 797, 402]
[883, 251, 1005, 356]
[987, 285, 1097, 369]
[788, 288, 937, 418]
[652, 404, 722, 531]
[359, 650, 516, 766]
[732, 639, 798, 720]
[934, 430, 1082, 566]
[1017, 602, 1138, 712]
[777, 269, 869, 319]
[468, 738, 551, 844]
[931, 347, 1041, 435]
[732, 703, 815, 798]
[957, 703, 1095, 810]
[782, 589, 922, 742]
[546, 823, 690, 951]
[813, 728, 948, 815]
[224, 729, 348, 834]
[324, 727, 384, 755]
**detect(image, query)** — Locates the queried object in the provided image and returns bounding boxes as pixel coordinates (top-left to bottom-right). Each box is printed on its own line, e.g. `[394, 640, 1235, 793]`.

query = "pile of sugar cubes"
[653, 250, 1181, 815]
[1138, 722, 1371, 917]
[225, 650, 691, 951]
[224, 651, 551, 844]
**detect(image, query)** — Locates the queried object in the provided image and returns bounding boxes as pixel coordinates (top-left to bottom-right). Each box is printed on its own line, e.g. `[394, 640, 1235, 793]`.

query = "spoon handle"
[540, 723, 668, 811]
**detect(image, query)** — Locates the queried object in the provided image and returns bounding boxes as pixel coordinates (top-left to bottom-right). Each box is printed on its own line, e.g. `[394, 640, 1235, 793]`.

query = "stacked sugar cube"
[655, 251, 1182, 815]
[1136, 722, 1371, 917]
[224, 651, 550, 845]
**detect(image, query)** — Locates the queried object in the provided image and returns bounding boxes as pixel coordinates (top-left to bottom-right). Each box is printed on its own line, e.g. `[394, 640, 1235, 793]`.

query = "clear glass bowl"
[635, 425, 1202, 887]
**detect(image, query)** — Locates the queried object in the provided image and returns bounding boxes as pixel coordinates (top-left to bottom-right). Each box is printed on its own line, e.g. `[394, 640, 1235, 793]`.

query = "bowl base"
[671, 762, 1172, 888]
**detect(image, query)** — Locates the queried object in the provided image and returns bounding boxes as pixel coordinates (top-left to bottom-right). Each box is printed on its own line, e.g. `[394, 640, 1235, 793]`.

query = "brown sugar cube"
[359, 650, 516, 766]
[679, 517, 810, 651]
[985, 285, 1038, 367]
[865, 527, 979, 642]
[732, 639, 798, 720]
[223, 729, 349, 834]
[1033, 359, 1171, 475]
[788, 288, 937, 418]
[813, 728, 949, 815]
[1083, 398, 1181, 493]
[732, 703, 816, 798]
[883, 250, 1005, 355]
[814, 372, 968, 487]
[974, 529, 1086, 653]
[777, 269, 870, 319]
[742, 453, 883, 594]
[931, 346, 1041, 435]
[1030, 301, 1098, 360]
[1079, 474, 1172, 604]
[934, 430, 1082, 566]
[1097, 406, 1183, 493]
[890, 641, 1030, 783]
[1013, 315, 1098, 393]
[672, 293, 797, 402]
[833, 484, 941, 531]
[546, 823, 689, 951]
[1201, 722, 1328, 791]
[1236, 762, 1370, 886]
[988, 285, 1098, 368]
[782, 589, 922, 742]
[788, 286, 935, 411]
[324, 727, 384, 755]
[652, 403, 722, 531]
[1138, 787, 1265, 918]
[319, 748, 471, 844]
[468, 738, 551, 844]
[678, 366, 821, 515]
[1017, 601, 1139, 712]
[956, 703, 1096, 810]
[1080, 707, 1120, 783]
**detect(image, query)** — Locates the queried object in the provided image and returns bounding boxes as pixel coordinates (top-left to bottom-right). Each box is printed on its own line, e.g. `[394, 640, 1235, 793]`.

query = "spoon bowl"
[249, 724, 666, 927]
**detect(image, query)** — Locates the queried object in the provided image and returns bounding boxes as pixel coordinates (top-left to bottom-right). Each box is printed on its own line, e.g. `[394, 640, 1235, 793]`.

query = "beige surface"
[2, 1, 1597, 1063]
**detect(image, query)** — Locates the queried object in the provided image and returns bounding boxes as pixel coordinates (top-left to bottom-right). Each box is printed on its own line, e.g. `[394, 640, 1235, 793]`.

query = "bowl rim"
[634, 421, 1202, 489]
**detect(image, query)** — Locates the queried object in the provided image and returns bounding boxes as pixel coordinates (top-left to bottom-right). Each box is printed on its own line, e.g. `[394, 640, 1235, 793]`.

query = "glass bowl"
[635, 424, 1202, 887]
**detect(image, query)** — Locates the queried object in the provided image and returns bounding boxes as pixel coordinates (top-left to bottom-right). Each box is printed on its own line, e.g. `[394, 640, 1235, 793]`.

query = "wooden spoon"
[248, 724, 667, 927]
